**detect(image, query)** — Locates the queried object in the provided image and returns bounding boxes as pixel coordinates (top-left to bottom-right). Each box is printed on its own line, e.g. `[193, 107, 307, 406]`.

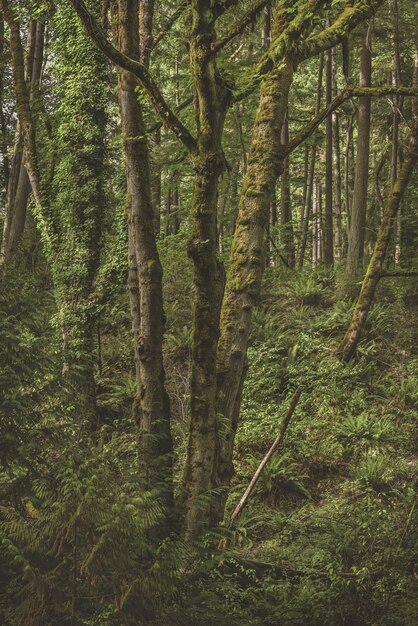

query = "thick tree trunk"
[183, 0, 229, 539]
[213, 47, 294, 525]
[340, 66, 417, 361]
[112, 0, 173, 501]
[346, 36, 372, 281]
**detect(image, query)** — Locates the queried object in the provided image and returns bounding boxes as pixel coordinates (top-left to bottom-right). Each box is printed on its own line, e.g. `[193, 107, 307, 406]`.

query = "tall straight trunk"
[111, 0, 173, 501]
[0, 17, 9, 190]
[390, 0, 401, 263]
[298, 54, 324, 269]
[344, 107, 356, 250]
[340, 70, 417, 361]
[183, 0, 229, 539]
[324, 32, 334, 267]
[151, 128, 161, 236]
[0, 19, 44, 268]
[331, 44, 343, 257]
[279, 112, 295, 267]
[346, 36, 372, 280]
[212, 6, 294, 525]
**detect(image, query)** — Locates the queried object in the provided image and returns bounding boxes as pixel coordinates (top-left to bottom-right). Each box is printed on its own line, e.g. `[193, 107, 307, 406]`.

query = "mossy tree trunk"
[111, 0, 173, 505]
[346, 35, 372, 282]
[340, 63, 417, 362]
[183, 0, 230, 539]
[212, 5, 294, 524]
[0, 19, 44, 269]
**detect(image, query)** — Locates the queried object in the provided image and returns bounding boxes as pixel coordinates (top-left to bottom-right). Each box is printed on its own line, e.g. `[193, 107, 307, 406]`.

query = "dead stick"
[230, 388, 302, 524]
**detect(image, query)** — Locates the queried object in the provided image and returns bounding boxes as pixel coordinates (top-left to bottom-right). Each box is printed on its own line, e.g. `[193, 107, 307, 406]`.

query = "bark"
[298, 54, 324, 269]
[339, 64, 417, 361]
[183, 0, 230, 539]
[279, 111, 295, 268]
[390, 0, 401, 263]
[1, 4, 42, 210]
[331, 44, 343, 257]
[346, 35, 372, 280]
[111, 0, 173, 501]
[0, 17, 9, 189]
[212, 7, 294, 525]
[324, 29, 334, 267]
[0, 19, 44, 268]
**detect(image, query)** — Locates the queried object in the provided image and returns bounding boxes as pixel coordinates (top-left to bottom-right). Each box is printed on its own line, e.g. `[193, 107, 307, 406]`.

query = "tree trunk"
[0, 19, 44, 268]
[324, 31, 334, 268]
[346, 35, 372, 281]
[331, 44, 343, 258]
[183, 0, 230, 539]
[279, 111, 295, 268]
[212, 7, 294, 525]
[340, 63, 417, 361]
[298, 54, 324, 269]
[111, 0, 173, 502]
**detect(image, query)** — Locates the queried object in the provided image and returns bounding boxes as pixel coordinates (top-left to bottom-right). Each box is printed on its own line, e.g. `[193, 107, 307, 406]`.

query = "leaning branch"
[235, 0, 383, 101]
[212, 0, 270, 53]
[284, 85, 418, 157]
[152, 0, 189, 50]
[70, 0, 197, 154]
[299, 0, 385, 61]
[230, 389, 302, 524]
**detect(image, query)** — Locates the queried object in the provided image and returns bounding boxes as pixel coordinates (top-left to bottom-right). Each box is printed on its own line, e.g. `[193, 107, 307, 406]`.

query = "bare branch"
[212, 0, 270, 53]
[152, 0, 189, 50]
[70, 0, 197, 153]
[283, 86, 418, 157]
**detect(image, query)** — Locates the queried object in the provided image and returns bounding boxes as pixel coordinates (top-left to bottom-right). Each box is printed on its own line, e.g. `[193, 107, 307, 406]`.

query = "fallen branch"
[230, 388, 302, 524]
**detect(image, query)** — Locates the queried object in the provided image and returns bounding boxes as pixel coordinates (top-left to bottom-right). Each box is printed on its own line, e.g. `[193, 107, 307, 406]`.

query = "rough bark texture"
[324, 41, 334, 267]
[111, 0, 173, 501]
[183, 0, 229, 539]
[331, 44, 343, 257]
[279, 112, 295, 268]
[298, 54, 324, 269]
[0, 19, 44, 268]
[340, 68, 417, 361]
[346, 38, 372, 280]
[213, 6, 294, 523]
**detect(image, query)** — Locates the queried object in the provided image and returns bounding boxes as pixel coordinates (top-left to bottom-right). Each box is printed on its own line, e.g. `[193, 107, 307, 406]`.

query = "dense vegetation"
[0, 1, 417, 624]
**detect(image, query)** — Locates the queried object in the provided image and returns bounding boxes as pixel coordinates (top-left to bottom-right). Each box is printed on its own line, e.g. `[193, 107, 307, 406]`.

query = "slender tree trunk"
[346, 34, 372, 281]
[340, 69, 417, 361]
[151, 128, 161, 236]
[0, 17, 9, 190]
[390, 0, 402, 263]
[343, 107, 356, 251]
[298, 54, 324, 269]
[331, 44, 343, 258]
[279, 111, 295, 267]
[112, 0, 173, 502]
[324, 32, 334, 267]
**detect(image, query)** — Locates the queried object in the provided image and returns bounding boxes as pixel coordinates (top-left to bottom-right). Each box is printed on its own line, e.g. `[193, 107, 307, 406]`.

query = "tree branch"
[212, 0, 270, 53]
[283, 86, 418, 157]
[299, 0, 385, 61]
[70, 0, 197, 154]
[152, 0, 189, 50]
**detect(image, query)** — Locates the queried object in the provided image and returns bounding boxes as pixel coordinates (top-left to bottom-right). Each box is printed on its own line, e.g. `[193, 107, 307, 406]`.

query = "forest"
[0, 0, 417, 624]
